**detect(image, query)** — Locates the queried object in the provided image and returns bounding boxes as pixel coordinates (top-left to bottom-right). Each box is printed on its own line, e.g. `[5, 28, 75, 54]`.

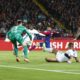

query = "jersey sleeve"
[66, 50, 73, 56]
[24, 28, 32, 40]
[73, 50, 78, 57]
[66, 50, 78, 57]
[6, 31, 10, 37]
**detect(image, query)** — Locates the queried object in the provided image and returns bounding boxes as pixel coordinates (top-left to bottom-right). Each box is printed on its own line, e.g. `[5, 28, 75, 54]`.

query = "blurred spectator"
[0, 0, 79, 39]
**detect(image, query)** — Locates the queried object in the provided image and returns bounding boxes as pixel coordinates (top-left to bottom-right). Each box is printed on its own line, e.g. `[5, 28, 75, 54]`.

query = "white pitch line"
[0, 65, 80, 74]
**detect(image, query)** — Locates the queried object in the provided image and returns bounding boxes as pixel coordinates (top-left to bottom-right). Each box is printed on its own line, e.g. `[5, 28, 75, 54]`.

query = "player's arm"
[42, 31, 51, 35]
[66, 50, 75, 63]
[31, 29, 45, 36]
[67, 55, 80, 63]
[67, 56, 73, 64]
[38, 33, 45, 36]
[73, 50, 80, 62]
[74, 57, 80, 62]
[6, 31, 10, 37]
[5, 31, 10, 42]
[65, 52, 73, 64]
[25, 29, 32, 40]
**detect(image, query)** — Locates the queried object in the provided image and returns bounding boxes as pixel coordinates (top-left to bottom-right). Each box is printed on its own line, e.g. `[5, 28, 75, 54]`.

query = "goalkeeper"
[6, 24, 32, 62]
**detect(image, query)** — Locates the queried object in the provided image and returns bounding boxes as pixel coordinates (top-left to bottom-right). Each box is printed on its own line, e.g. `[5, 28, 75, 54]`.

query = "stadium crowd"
[0, 0, 80, 39]
[39, 0, 80, 34]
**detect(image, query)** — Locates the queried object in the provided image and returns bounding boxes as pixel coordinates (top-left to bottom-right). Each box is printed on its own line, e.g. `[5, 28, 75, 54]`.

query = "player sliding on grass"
[45, 42, 80, 63]
[6, 22, 32, 62]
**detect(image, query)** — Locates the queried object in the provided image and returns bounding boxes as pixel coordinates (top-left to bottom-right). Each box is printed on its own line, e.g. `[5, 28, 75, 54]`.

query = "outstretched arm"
[74, 57, 80, 62]
[25, 29, 32, 40]
[45, 57, 58, 62]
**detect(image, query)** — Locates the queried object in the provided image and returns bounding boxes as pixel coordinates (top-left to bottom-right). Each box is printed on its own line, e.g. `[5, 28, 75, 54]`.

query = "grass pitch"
[0, 51, 80, 80]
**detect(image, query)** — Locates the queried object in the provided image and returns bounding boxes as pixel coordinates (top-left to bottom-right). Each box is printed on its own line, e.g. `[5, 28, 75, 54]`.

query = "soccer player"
[45, 42, 80, 63]
[6, 24, 32, 62]
[42, 27, 52, 52]
[20, 25, 45, 51]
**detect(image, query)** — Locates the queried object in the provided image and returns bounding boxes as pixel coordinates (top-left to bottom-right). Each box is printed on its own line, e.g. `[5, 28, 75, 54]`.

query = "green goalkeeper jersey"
[7, 25, 32, 42]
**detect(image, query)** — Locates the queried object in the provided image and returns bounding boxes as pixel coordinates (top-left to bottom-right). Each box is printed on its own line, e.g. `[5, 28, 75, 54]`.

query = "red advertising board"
[0, 39, 80, 51]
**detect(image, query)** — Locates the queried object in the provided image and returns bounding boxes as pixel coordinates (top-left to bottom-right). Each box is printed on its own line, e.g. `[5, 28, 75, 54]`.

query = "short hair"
[17, 19, 22, 24]
[68, 42, 74, 48]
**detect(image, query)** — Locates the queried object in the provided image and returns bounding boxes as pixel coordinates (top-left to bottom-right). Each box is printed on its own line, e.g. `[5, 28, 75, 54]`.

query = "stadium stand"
[0, 0, 79, 39]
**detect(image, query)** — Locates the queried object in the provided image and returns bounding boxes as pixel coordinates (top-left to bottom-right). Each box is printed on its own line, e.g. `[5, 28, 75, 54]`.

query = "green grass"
[0, 51, 80, 80]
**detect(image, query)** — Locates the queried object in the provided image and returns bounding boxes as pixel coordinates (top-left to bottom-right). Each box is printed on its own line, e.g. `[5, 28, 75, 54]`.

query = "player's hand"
[77, 59, 80, 63]
[5, 38, 10, 42]
[67, 60, 72, 64]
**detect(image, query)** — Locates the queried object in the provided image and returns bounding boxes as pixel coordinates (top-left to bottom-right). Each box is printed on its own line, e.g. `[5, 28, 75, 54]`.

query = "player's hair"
[16, 19, 22, 25]
[68, 42, 74, 48]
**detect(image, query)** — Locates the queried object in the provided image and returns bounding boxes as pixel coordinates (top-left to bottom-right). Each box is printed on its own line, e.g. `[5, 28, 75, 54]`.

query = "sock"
[43, 43, 46, 49]
[14, 47, 18, 57]
[23, 46, 28, 58]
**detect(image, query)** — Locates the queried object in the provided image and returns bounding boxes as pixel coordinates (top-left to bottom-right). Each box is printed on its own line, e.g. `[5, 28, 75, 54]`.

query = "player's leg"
[52, 48, 58, 54]
[17, 35, 29, 62]
[23, 45, 29, 62]
[45, 58, 58, 62]
[43, 47, 53, 53]
[13, 42, 18, 56]
[45, 49, 60, 62]
[43, 42, 58, 54]
[23, 36, 36, 51]
[12, 40, 20, 62]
